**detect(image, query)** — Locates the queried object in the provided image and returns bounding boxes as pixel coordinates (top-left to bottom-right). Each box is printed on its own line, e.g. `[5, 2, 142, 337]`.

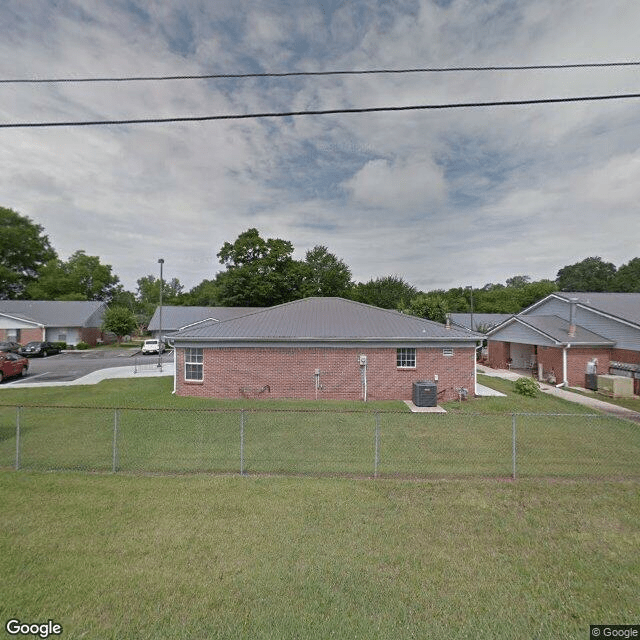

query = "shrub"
[514, 377, 540, 397]
[75, 341, 90, 350]
[52, 341, 67, 351]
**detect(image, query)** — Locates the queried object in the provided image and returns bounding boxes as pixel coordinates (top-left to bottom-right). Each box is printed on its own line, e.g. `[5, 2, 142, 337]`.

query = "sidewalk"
[477, 365, 640, 422]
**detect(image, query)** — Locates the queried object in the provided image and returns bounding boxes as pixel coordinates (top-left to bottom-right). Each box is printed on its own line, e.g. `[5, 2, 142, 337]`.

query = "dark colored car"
[0, 352, 29, 381]
[19, 341, 61, 357]
[0, 341, 21, 353]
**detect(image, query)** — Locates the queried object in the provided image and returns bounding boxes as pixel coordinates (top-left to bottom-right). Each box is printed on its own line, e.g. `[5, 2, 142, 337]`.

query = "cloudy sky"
[1, 0, 639, 295]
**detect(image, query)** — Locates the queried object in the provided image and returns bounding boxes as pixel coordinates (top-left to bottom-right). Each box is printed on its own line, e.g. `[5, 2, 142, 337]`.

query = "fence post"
[374, 412, 380, 478]
[112, 409, 119, 473]
[512, 413, 517, 480]
[240, 410, 245, 476]
[15, 406, 21, 471]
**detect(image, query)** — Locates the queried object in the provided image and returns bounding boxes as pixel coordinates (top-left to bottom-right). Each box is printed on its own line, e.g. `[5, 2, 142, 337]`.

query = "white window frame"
[184, 347, 204, 381]
[396, 347, 416, 368]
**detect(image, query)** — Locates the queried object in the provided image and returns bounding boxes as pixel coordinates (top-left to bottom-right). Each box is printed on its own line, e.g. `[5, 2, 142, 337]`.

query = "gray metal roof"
[0, 300, 105, 327]
[173, 297, 481, 342]
[148, 306, 264, 332]
[554, 292, 640, 326]
[514, 315, 615, 346]
[450, 313, 513, 332]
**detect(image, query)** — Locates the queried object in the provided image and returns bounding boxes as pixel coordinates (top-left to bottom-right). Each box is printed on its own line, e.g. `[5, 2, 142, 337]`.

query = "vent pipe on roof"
[568, 298, 578, 337]
[445, 314, 451, 330]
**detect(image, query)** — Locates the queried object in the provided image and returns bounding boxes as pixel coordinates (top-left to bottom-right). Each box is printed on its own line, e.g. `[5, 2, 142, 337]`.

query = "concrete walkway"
[477, 365, 640, 422]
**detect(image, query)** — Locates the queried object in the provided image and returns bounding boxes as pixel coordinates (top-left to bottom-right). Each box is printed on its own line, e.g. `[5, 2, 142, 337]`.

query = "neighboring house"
[147, 306, 263, 339]
[450, 313, 513, 333]
[171, 297, 481, 403]
[0, 300, 108, 346]
[486, 292, 640, 390]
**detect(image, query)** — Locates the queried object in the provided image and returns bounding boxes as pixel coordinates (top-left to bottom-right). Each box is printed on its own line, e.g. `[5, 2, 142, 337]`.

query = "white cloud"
[1, 0, 639, 294]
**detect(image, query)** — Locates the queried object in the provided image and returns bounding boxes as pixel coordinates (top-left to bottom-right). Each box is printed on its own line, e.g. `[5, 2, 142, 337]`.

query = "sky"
[1, 0, 640, 295]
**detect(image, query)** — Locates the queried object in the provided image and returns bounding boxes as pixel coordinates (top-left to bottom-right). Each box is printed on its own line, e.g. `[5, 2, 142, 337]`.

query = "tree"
[556, 257, 617, 292]
[0, 207, 57, 299]
[348, 276, 418, 309]
[102, 306, 138, 343]
[403, 292, 449, 323]
[216, 228, 305, 306]
[183, 279, 222, 306]
[301, 245, 353, 297]
[27, 250, 122, 302]
[611, 258, 640, 292]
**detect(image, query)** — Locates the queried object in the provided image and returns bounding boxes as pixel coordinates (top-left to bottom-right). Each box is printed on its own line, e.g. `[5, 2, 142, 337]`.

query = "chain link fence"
[1, 406, 639, 479]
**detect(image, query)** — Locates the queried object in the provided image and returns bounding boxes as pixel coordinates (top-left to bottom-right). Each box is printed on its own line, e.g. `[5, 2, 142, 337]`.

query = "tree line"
[1, 206, 639, 336]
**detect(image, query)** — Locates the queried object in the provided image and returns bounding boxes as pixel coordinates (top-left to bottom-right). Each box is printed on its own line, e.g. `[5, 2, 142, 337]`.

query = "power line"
[2, 92, 640, 129]
[1, 61, 640, 84]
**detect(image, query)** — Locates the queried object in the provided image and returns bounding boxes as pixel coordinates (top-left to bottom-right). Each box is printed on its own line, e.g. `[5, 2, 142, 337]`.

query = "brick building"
[0, 300, 108, 346]
[171, 297, 481, 403]
[486, 292, 640, 391]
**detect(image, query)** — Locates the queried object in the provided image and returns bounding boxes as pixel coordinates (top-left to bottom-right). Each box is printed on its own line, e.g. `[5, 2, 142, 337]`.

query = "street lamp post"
[158, 258, 164, 370]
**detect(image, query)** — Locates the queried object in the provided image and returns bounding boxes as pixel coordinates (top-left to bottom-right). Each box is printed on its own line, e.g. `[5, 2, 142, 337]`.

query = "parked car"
[0, 352, 29, 382]
[19, 341, 61, 357]
[141, 339, 165, 354]
[0, 341, 21, 353]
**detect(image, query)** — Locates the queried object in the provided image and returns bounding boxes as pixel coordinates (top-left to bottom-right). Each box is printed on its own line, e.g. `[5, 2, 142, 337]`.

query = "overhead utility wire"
[2, 61, 640, 83]
[2, 92, 640, 129]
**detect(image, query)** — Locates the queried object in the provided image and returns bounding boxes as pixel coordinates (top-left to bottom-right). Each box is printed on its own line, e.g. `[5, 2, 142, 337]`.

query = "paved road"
[6, 349, 173, 386]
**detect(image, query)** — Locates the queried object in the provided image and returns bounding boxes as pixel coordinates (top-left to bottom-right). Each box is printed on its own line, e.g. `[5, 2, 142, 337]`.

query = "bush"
[52, 341, 67, 351]
[75, 342, 90, 350]
[514, 377, 540, 397]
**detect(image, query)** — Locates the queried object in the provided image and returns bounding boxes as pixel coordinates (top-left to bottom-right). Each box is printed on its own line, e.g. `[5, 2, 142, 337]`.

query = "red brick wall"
[486, 340, 510, 369]
[611, 349, 640, 365]
[175, 346, 475, 402]
[536, 346, 611, 385]
[0, 328, 44, 343]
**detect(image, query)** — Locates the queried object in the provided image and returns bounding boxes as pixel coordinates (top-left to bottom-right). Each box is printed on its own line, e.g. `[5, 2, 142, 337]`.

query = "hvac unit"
[412, 381, 438, 407]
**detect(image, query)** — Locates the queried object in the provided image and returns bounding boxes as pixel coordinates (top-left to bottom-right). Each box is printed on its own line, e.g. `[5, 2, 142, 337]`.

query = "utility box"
[597, 375, 634, 398]
[585, 374, 598, 391]
[413, 381, 438, 407]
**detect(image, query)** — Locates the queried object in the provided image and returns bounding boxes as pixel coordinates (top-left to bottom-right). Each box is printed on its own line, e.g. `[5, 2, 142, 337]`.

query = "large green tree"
[611, 257, 640, 292]
[556, 257, 617, 292]
[27, 250, 122, 301]
[402, 292, 449, 323]
[301, 245, 353, 297]
[216, 228, 306, 306]
[0, 207, 57, 299]
[348, 276, 418, 309]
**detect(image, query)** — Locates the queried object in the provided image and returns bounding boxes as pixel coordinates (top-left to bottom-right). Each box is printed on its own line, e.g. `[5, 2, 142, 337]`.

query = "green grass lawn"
[1, 378, 639, 638]
[0, 376, 638, 478]
[1, 471, 638, 639]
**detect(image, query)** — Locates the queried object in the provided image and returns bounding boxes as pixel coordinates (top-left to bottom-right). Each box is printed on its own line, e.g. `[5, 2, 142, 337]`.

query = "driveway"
[1, 349, 173, 387]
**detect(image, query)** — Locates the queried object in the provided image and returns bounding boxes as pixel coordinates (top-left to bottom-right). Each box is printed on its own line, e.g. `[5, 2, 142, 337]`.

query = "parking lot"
[2, 348, 173, 386]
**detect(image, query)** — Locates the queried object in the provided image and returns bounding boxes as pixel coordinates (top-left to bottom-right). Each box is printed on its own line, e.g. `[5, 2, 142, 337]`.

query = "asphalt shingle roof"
[555, 292, 640, 326]
[173, 297, 480, 342]
[515, 315, 615, 346]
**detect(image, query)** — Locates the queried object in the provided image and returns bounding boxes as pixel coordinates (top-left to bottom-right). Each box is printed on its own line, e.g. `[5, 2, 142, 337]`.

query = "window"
[184, 347, 203, 381]
[396, 348, 416, 368]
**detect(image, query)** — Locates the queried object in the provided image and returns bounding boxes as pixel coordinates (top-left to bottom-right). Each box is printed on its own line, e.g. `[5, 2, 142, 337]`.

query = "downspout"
[172, 346, 177, 394]
[556, 343, 571, 388]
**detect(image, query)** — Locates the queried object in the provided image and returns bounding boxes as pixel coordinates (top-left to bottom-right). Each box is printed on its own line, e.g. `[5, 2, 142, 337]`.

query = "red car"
[0, 352, 29, 382]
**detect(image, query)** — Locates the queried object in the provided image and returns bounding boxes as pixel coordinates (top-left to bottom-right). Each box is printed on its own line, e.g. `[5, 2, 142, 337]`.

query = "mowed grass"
[0, 376, 639, 478]
[1, 471, 638, 640]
